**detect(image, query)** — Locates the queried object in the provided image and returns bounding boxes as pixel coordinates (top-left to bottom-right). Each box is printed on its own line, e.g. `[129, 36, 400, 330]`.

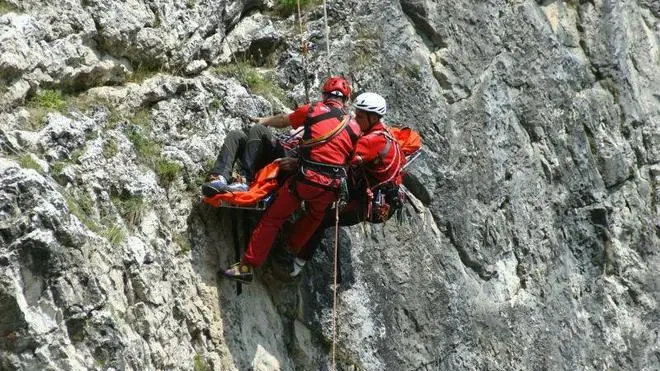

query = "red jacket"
[350, 122, 406, 188]
[289, 100, 359, 167]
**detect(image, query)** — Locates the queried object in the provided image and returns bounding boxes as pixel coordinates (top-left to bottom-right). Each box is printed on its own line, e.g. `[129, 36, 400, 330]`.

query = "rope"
[331, 202, 340, 371]
[297, 0, 310, 103]
[323, 0, 331, 75]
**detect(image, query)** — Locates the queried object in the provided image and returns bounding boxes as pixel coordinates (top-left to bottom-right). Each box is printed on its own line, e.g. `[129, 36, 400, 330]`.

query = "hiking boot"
[201, 175, 229, 197]
[290, 257, 307, 277]
[223, 262, 253, 283]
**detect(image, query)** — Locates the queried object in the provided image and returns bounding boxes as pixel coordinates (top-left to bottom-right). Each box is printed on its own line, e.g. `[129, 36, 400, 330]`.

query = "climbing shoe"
[223, 262, 253, 284]
[289, 257, 307, 277]
[201, 175, 229, 197]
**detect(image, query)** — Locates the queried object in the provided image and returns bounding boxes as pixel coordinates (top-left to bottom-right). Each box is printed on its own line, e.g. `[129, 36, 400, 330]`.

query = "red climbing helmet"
[321, 76, 351, 98]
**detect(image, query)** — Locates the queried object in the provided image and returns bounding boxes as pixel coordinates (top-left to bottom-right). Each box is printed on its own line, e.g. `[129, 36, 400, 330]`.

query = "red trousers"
[242, 177, 338, 267]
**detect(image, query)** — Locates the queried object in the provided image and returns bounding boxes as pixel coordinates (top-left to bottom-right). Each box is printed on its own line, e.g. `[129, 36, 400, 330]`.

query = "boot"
[223, 262, 253, 283]
[201, 175, 229, 197]
[290, 257, 307, 277]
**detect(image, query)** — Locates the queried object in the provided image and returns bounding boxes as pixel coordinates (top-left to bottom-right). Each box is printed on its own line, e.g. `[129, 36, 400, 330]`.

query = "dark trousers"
[210, 125, 283, 181]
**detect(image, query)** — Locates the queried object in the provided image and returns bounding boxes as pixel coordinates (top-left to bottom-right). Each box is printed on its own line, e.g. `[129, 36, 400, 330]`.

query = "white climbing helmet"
[355, 92, 387, 116]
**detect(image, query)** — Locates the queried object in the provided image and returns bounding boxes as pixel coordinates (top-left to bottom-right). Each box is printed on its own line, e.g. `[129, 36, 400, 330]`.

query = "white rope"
[331, 203, 339, 371]
[323, 0, 331, 75]
[297, 0, 310, 102]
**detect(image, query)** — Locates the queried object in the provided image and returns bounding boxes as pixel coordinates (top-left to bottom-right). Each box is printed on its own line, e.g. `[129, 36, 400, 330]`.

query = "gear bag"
[364, 126, 422, 222]
[390, 126, 422, 156]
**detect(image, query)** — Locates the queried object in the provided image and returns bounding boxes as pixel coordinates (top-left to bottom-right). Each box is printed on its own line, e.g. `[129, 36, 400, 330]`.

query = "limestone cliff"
[1, 0, 658, 370]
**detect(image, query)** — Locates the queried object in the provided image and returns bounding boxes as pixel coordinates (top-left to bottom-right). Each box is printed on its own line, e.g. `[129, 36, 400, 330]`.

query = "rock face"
[1, 0, 658, 370]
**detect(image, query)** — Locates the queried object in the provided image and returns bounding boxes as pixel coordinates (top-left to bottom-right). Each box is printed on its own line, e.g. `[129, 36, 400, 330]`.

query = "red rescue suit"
[351, 122, 406, 187]
[242, 100, 359, 267]
[294, 121, 407, 261]
[341, 122, 406, 220]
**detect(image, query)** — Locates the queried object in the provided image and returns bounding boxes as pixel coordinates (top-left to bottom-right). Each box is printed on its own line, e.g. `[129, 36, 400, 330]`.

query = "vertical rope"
[331, 203, 340, 371]
[323, 0, 331, 75]
[296, 0, 310, 103]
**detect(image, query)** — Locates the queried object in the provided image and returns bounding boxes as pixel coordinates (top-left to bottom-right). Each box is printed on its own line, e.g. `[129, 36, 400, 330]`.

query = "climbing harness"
[290, 102, 357, 191]
[300, 113, 350, 148]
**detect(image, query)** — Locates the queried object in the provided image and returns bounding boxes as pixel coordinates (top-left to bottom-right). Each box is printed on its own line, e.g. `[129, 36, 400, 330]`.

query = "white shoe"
[226, 182, 248, 192]
[290, 257, 307, 277]
[201, 175, 229, 196]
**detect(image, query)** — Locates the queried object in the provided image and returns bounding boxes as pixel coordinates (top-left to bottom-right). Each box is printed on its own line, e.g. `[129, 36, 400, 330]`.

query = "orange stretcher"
[202, 161, 281, 210]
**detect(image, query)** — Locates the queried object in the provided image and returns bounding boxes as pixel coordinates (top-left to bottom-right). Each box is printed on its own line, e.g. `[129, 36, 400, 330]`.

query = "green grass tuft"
[24, 89, 67, 130]
[112, 194, 145, 228]
[104, 225, 125, 247]
[278, 0, 312, 8]
[51, 161, 67, 176]
[107, 107, 123, 128]
[18, 155, 42, 172]
[186, 171, 207, 192]
[32, 89, 66, 111]
[127, 62, 163, 83]
[187, 159, 213, 192]
[124, 108, 161, 164]
[66, 192, 102, 233]
[0, 1, 20, 14]
[103, 138, 118, 159]
[396, 62, 422, 80]
[65, 190, 129, 246]
[174, 232, 191, 254]
[215, 62, 290, 105]
[209, 97, 224, 112]
[126, 127, 160, 162]
[131, 108, 151, 127]
[193, 354, 210, 371]
[85, 130, 99, 141]
[67, 92, 98, 114]
[155, 158, 182, 186]
[76, 192, 95, 216]
[70, 148, 84, 163]
[275, 0, 318, 16]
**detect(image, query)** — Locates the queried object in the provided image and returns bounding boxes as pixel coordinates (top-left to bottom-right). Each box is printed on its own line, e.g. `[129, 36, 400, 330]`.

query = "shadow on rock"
[189, 201, 296, 369]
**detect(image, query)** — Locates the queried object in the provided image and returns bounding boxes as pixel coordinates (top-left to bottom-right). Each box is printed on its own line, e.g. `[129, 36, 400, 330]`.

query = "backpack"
[390, 126, 422, 157]
[367, 126, 423, 222]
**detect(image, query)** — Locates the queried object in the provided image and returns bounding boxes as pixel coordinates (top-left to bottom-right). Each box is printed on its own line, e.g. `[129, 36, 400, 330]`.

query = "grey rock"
[0, 80, 31, 108]
[184, 60, 208, 76]
[215, 13, 284, 66]
[0, 0, 659, 370]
